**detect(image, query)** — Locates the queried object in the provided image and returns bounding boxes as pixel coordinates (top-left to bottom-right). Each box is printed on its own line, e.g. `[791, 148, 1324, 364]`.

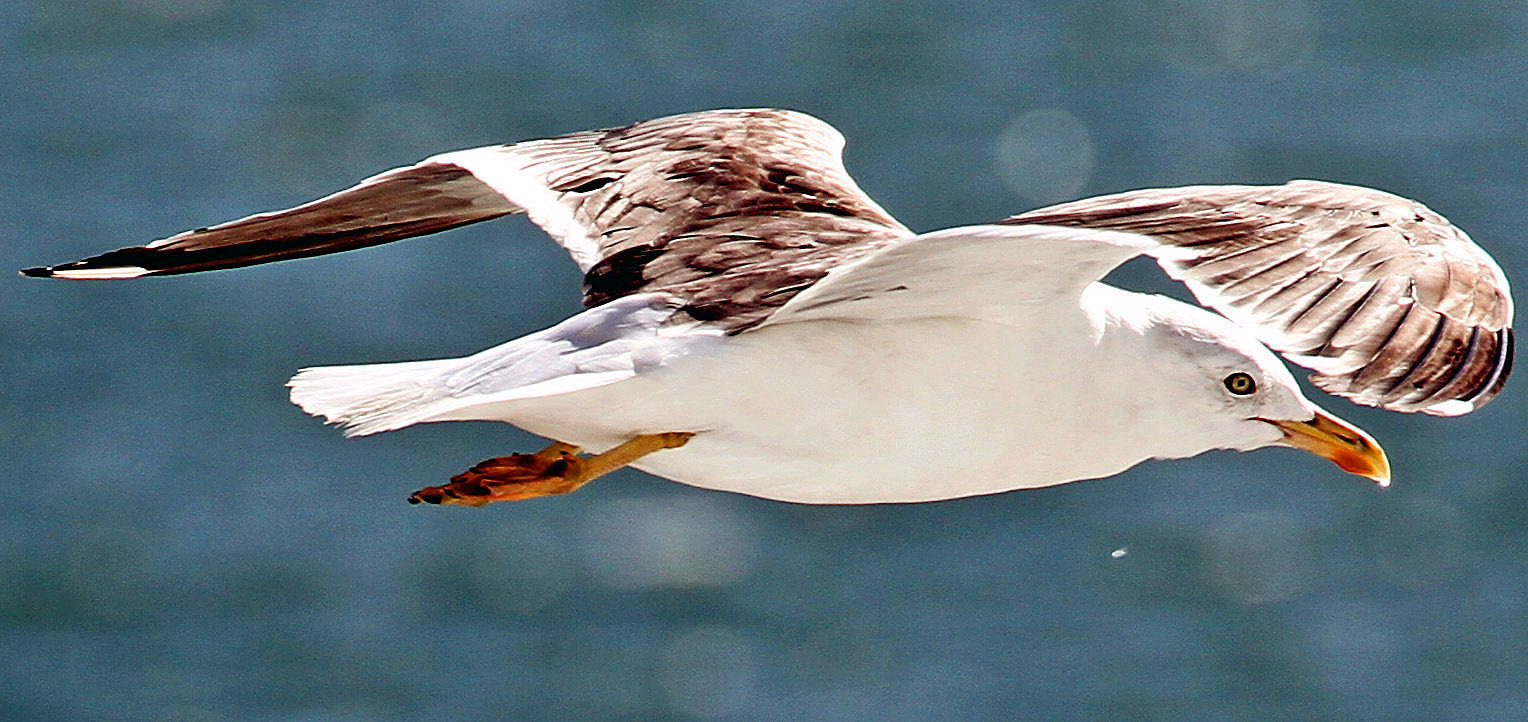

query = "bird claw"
[407, 433, 694, 507]
[408, 443, 587, 506]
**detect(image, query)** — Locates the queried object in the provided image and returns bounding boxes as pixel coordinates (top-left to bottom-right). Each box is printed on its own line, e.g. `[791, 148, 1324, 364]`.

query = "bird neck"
[1079, 284, 1245, 462]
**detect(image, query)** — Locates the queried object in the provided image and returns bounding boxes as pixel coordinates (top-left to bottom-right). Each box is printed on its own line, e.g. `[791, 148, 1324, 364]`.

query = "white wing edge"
[430, 147, 603, 271]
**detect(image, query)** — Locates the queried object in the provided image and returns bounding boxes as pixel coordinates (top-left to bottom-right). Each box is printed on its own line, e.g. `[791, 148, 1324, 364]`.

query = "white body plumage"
[291, 279, 1308, 503]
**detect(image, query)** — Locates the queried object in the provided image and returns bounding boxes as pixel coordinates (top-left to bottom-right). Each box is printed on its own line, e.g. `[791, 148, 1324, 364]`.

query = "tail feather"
[288, 358, 463, 437]
[287, 293, 711, 438]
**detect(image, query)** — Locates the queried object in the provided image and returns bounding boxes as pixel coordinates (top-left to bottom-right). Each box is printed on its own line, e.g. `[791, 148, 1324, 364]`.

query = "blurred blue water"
[5, 1, 1527, 720]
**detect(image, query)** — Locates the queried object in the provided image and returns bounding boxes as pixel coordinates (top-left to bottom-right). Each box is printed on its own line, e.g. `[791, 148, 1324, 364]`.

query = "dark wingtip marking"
[19, 266, 54, 278]
[1417, 325, 1487, 406]
[1470, 327, 1514, 404]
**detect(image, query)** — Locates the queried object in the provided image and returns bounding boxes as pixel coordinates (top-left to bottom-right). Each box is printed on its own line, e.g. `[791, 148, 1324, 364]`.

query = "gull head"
[1120, 293, 1390, 486]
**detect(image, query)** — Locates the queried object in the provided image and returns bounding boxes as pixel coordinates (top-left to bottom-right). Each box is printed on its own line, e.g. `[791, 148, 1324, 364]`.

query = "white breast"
[496, 315, 1160, 503]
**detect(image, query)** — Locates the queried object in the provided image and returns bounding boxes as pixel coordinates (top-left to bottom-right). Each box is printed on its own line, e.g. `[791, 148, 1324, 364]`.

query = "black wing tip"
[1322, 324, 1514, 416]
[1425, 325, 1514, 415]
[15, 254, 154, 279]
[1471, 326, 1514, 405]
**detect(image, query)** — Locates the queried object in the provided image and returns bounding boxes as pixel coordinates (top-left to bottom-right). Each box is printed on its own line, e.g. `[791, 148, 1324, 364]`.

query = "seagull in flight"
[24, 109, 1513, 504]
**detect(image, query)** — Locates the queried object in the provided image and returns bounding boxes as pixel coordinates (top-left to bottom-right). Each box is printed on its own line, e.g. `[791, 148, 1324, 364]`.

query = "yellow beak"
[1263, 410, 1391, 487]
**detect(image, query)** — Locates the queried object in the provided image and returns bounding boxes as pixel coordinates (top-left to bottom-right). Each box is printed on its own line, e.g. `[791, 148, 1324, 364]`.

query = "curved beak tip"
[1263, 410, 1390, 487]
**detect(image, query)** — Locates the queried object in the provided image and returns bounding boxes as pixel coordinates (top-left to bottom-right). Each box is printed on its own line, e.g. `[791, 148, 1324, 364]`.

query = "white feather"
[51, 266, 150, 279]
[429, 146, 603, 271]
[288, 294, 720, 437]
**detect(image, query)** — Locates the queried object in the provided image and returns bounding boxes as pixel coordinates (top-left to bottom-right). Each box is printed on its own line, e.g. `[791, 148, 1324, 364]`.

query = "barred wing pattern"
[1009, 180, 1514, 415]
[23, 109, 911, 330]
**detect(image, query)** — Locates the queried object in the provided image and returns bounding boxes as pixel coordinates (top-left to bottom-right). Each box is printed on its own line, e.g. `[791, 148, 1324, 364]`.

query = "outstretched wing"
[22, 108, 911, 329]
[21, 163, 517, 278]
[1009, 180, 1513, 415]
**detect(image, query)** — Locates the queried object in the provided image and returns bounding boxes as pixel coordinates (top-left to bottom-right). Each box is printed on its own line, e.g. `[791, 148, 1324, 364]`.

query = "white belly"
[494, 317, 1147, 503]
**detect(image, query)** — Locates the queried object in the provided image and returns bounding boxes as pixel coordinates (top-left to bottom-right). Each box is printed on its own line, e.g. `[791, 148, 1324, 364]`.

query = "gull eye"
[1223, 372, 1257, 395]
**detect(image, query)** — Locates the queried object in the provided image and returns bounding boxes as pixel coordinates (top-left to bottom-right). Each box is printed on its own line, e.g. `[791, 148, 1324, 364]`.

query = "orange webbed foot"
[409, 442, 586, 506]
[408, 433, 693, 507]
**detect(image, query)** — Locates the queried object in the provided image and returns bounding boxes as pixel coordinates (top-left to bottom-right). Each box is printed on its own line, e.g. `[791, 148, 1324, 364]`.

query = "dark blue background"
[6, 2, 1526, 720]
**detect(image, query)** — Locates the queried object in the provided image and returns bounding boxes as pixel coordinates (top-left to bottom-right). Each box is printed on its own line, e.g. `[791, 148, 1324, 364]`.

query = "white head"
[1107, 291, 1390, 484]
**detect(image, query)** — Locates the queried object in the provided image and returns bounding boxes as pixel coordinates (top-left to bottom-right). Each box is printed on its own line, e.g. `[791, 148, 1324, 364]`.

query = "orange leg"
[408, 433, 694, 506]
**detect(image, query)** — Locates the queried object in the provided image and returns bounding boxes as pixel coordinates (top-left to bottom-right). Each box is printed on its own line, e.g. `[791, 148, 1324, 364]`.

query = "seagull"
[23, 109, 1513, 504]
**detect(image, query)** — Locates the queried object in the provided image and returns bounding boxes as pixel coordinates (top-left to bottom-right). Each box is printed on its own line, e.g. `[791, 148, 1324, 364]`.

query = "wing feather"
[1009, 180, 1513, 415]
[21, 164, 517, 278]
[23, 108, 911, 330]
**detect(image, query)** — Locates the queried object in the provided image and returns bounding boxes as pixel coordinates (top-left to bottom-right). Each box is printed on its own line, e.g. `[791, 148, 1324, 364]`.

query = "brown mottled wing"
[438, 108, 912, 328]
[23, 108, 911, 330]
[1008, 180, 1514, 415]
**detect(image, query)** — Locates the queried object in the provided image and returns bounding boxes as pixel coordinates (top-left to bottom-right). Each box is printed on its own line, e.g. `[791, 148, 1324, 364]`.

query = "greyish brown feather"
[21, 164, 518, 277]
[24, 109, 910, 330]
[1009, 180, 1513, 415]
[475, 109, 912, 329]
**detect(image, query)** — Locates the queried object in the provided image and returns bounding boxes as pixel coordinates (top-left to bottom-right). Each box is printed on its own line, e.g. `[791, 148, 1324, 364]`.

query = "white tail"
[287, 294, 720, 439]
[289, 358, 462, 437]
